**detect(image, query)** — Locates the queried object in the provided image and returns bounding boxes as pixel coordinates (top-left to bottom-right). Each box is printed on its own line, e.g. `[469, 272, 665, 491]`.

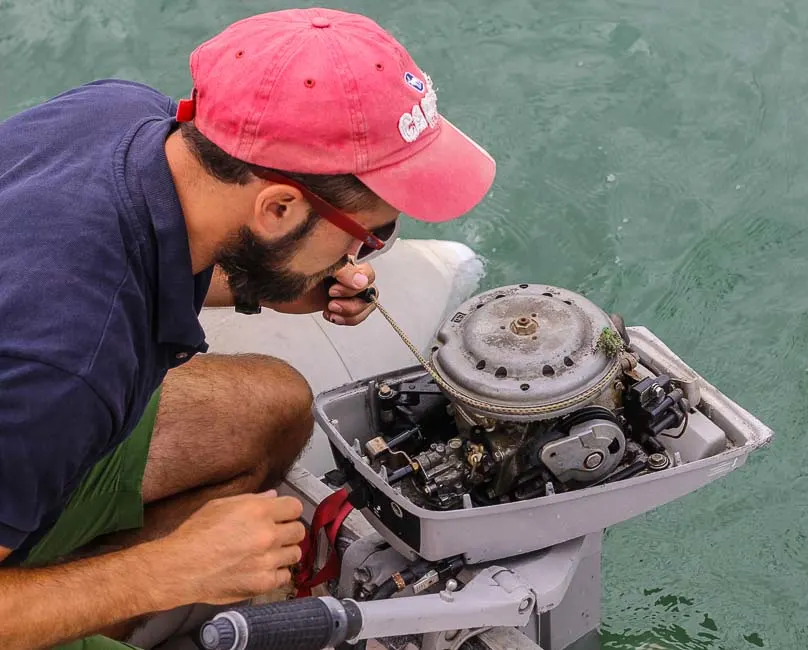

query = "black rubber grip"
[202, 598, 343, 650]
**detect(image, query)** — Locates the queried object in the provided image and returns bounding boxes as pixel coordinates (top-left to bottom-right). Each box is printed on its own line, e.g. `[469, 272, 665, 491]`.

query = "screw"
[445, 579, 458, 592]
[378, 383, 392, 397]
[519, 597, 533, 613]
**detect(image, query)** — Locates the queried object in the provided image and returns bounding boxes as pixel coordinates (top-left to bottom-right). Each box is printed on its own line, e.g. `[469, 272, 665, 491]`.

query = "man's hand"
[323, 261, 377, 326]
[0, 491, 306, 649]
[153, 490, 306, 605]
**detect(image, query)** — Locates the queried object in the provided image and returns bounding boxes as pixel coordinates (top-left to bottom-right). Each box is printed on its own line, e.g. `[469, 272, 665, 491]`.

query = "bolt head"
[584, 451, 605, 469]
[648, 452, 670, 470]
[510, 316, 539, 336]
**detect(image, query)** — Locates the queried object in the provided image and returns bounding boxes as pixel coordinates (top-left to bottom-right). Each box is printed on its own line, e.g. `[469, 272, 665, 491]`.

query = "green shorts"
[23, 389, 162, 650]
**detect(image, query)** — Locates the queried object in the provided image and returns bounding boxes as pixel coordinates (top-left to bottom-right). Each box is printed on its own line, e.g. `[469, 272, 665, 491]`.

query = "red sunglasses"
[250, 168, 399, 261]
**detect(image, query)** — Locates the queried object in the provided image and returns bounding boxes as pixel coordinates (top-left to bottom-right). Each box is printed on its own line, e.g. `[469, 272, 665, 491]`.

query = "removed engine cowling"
[365, 284, 689, 510]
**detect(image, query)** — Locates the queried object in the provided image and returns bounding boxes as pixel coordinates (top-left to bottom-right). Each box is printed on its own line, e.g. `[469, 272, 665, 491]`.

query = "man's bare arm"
[0, 493, 305, 650]
[0, 541, 177, 650]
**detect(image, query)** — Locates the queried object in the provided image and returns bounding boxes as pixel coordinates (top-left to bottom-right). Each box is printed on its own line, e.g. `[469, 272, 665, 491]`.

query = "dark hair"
[179, 122, 380, 213]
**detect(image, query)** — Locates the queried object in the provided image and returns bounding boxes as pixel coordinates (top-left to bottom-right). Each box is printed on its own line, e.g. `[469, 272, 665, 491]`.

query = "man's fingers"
[324, 260, 377, 324]
[276, 520, 306, 546]
[273, 567, 293, 587]
[331, 264, 366, 292]
[331, 303, 376, 326]
[327, 296, 376, 317]
[264, 495, 304, 522]
[270, 544, 303, 569]
[324, 302, 376, 326]
[330, 263, 376, 296]
[355, 262, 376, 286]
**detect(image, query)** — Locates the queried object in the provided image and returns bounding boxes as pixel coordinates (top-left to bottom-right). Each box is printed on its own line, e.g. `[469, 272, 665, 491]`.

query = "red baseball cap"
[176, 8, 495, 223]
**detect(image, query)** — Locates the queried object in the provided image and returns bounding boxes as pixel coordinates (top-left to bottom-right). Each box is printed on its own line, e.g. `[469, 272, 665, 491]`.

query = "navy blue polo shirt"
[0, 80, 213, 560]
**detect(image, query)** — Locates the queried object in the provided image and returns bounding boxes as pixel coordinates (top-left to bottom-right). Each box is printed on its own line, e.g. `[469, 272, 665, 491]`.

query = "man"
[0, 7, 495, 649]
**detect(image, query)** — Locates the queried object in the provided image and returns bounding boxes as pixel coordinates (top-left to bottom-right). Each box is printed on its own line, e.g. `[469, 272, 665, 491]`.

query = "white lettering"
[397, 74, 441, 144]
[398, 112, 419, 143]
[421, 89, 438, 127]
[411, 105, 428, 132]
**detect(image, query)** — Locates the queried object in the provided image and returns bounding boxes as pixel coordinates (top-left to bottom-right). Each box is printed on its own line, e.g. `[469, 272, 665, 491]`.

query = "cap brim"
[357, 119, 496, 223]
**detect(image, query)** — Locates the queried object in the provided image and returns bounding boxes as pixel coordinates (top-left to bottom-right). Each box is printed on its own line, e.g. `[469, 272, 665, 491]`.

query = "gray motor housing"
[314, 326, 772, 564]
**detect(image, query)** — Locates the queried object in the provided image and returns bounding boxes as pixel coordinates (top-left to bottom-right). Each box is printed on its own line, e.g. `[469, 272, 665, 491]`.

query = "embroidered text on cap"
[398, 74, 438, 143]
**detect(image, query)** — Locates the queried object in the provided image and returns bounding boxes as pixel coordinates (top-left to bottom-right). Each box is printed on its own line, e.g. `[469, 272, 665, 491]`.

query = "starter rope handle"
[294, 487, 354, 598]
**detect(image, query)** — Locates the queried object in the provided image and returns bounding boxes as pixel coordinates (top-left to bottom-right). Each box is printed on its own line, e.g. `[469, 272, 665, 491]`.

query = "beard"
[215, 213, 348, 306]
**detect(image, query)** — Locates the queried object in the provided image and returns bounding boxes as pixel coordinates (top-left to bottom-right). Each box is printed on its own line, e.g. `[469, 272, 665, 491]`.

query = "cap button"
[311, 17, 330, 28]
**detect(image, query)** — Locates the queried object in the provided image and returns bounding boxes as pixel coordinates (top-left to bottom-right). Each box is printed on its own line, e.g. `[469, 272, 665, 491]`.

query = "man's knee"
[231, 354, 314, 480]
[150, 353, 314, 494]
[250, 354, 314, 435]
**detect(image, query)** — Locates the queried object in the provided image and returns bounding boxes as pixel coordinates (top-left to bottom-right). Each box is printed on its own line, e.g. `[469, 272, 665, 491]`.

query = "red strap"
[294, 488, 354, 598]
[175, 97, 196, 122]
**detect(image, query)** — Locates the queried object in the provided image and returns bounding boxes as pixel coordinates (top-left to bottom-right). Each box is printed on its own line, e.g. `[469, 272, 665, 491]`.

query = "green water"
[1, 0, 805, 647]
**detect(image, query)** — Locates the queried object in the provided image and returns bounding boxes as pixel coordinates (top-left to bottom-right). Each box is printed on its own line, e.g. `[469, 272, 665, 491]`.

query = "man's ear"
[253, 183, 310, 239]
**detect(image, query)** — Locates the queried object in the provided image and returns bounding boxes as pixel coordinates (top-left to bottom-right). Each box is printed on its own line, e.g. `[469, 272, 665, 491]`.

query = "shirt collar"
[124, 116, 210, 350]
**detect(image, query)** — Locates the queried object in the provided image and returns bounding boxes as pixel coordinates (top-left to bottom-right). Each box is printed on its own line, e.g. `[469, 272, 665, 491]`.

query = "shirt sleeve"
[0, 356, 114, 550]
